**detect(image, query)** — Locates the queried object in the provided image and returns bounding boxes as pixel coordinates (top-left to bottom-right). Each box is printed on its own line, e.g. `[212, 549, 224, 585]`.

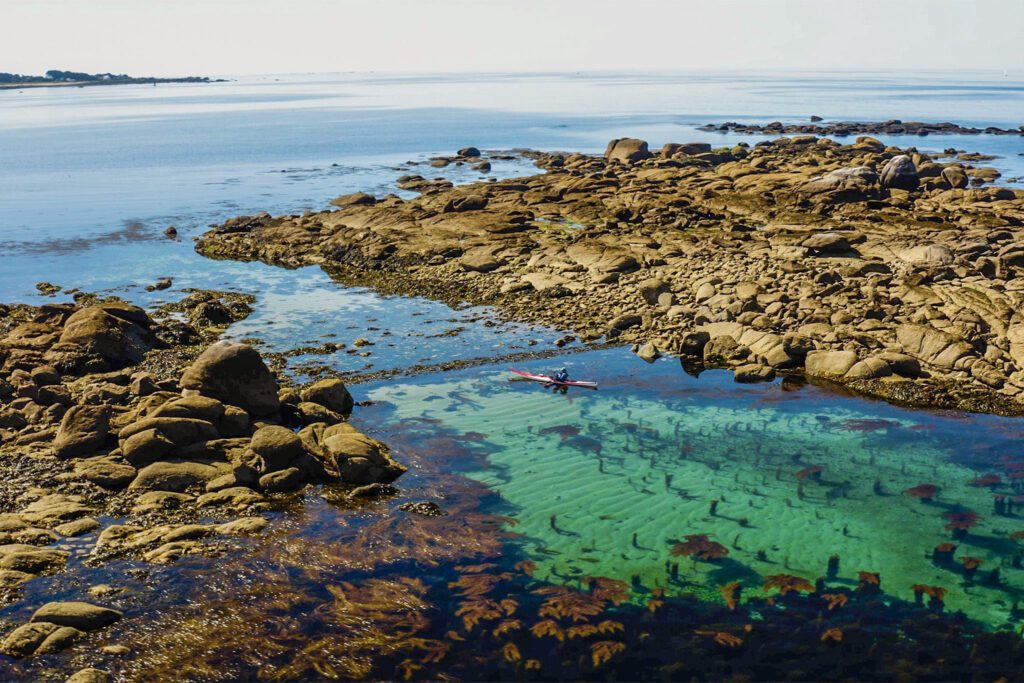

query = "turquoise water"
[364, 350, 1024, 629]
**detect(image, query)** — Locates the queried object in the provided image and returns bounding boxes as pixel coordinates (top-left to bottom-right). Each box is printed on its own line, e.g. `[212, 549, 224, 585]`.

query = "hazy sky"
[4, 0, 1021, 77]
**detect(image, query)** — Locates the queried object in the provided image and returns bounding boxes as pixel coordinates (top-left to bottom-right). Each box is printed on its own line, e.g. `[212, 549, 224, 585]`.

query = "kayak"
[509, 368, 598, 389]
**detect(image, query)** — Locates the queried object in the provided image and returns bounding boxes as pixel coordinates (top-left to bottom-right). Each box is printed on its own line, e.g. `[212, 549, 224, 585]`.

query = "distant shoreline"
[0, 76, 226, 91]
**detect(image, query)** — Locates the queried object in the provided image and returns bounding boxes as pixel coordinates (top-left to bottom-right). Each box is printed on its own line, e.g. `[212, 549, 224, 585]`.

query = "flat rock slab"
[31, 601, 122, 631]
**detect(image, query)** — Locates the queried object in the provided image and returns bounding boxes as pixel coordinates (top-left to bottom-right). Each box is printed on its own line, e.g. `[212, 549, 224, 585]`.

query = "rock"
[72, 458, 136, 491]
[637, 278, 669, 306]
[119, 428, 176, 467]
[802, 232, 851, 255]
[805, 350, 859, 379]
[120, 416, 219, 456]
[703, 336, 749, 365]
[457, 146, 481, 158]
[145, 277, 173, 292]
[607, 314, 642, 333]
[0, 570, 34, 588]
[879, 352, 922, 378]
[59, 304, 153, 367]
[459, 249, 503, 272]
[399, 501, 444, 517]
[348, 483, 399, 499]
[54, 405, 111, 459]
[330, 192, 376, 208]
[898, 244, 954, 265]
[941, 165, 969, 189]
[444, 195, 489, 213]
[259, 467, 307, 493]
[635, 342, 660, 363]
[129, 461, 228, 492]
[678, 331, 711, 357]
[0, 622, 79, 657]
[662, 142, 712, 157]
[216, 517, 268, 535]
[31, 601, 122, 630]
[299, 378, 354, 415]
[19, 494, 91, 527]
[296, 402, 343, 425]
[733, 364, 776, 383]
[129, 372, 159, 397]
[320, 424, 405, 485]
[66, 668, 111, 683]
[879, 154, 919, 191]
[250, 425, 305, 472]
[54, 518, 101, 537]
[604, 138, 652, 164]
[896, 324, 974, 370]
[189, 300, 234, 327]
[845, 357, 893, 380]
[179, 341, 280, 416]
[196, 487, 264, 509]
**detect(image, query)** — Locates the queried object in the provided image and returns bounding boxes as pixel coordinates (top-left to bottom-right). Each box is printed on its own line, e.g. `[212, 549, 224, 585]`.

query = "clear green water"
[366, 349, 1024, 630]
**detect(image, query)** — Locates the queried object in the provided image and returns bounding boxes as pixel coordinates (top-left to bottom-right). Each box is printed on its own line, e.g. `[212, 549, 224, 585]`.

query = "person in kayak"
[553, 368, 569, 383]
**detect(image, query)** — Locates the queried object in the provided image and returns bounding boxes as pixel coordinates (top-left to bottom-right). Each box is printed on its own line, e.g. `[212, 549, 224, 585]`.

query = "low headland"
[0, 70, 223, 90]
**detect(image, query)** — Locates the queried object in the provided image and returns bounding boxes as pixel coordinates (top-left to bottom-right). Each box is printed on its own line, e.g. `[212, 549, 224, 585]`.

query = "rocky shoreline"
[196, 137, 1024, 415]
[0, 291, 404, 676]
[700, 118, 1024, 137]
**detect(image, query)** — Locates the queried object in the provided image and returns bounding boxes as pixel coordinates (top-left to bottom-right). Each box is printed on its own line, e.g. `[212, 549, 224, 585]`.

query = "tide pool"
[365, 349, 1024, 629]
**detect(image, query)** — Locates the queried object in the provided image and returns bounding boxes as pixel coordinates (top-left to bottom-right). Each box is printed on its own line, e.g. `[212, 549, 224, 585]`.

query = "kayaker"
[553, 368, 569, 383]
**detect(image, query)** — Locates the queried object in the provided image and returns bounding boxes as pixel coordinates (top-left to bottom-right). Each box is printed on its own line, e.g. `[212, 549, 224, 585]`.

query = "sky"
[3, 0, 1022, 77]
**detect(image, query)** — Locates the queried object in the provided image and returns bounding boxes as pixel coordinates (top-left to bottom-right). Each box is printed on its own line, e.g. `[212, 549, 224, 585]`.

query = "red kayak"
[509, 368, 598, 389]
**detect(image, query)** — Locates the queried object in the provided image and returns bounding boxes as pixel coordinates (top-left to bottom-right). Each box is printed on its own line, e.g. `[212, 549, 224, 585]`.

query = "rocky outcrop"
[194, 136, 1024, 412]
[179, 341, 280, 416]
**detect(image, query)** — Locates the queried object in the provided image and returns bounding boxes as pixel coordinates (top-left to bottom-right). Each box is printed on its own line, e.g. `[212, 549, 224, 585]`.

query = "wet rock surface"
[198, 136, 1024, 414]
[0, 290, 405, 671]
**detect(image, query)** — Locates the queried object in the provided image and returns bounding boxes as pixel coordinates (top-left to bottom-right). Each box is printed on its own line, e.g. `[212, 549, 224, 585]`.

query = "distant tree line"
[0, 70, 216, 84]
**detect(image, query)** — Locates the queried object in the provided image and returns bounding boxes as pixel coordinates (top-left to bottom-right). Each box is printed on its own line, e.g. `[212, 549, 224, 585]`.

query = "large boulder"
[249, 425, 305, 472]
[802, 232, 851, 255]
[299, 378, 354, 416]
[805, 350, 859, 379]
[179, 342, 280, 416]
[58, 304, 154, 367]
[604, 138, 652, 164]
[53, 405, 110, 459]
[941, 165, 969, 189]
[896, 324, 974, 370]
[319, 424, 405, 485]
[879, 154, 919, 191]
[800, 166, 878, 200]
[662, 142, 712, 157]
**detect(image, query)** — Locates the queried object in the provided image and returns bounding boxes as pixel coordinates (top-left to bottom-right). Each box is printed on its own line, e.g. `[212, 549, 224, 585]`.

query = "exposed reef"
[701, 118, 1024, 137]
[198, 136, 1024, 414]
[0, 291, 403, 665]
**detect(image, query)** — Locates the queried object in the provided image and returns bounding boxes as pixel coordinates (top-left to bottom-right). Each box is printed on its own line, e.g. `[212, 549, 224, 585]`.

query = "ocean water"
[4, 72, 1024, 677]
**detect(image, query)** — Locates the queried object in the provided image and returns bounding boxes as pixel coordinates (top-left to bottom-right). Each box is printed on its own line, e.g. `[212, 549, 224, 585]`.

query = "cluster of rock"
[0, 298, 404, 661]
[700, 118, 1024, 137]
[198, 136, 1024, 412]
[0, 602, 121, 659]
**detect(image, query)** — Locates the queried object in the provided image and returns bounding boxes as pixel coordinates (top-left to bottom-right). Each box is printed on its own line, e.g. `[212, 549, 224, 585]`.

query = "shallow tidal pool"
[365, 348, 1024, 630]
